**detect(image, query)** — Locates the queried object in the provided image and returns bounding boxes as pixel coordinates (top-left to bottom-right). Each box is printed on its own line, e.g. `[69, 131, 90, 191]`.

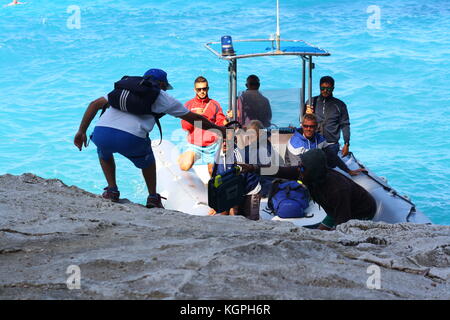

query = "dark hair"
[246, 74, 260, 89]
[194, 76, 208, 85]
[320, 76, 334, 87]
[302, 113, 318, 124]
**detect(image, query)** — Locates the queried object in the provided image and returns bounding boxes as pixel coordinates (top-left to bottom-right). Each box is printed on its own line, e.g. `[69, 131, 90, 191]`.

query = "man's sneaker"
[146, 193, 166, 209]
[102, 187, 120, 202]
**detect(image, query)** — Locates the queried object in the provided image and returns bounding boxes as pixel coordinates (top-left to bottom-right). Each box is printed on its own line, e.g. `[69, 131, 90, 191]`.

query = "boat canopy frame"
[205, 38, 330, 124]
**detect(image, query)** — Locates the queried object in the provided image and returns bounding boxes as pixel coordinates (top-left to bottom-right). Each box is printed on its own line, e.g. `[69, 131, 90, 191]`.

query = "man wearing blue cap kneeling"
[74, 68, 226, 209]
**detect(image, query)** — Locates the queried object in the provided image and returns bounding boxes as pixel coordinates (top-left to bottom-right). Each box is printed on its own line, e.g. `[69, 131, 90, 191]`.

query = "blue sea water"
[0, 0, 449, 225]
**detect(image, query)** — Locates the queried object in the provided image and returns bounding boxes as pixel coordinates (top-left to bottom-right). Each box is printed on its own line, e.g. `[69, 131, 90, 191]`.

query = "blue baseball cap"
[143, 68, 173, 90]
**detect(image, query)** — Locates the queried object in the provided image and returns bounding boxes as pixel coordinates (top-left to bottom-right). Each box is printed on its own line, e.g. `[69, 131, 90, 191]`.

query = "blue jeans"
[327, 142, 339, 155]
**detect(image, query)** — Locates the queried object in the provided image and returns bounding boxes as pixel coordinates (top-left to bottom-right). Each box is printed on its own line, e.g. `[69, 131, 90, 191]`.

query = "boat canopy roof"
[205, 39, 330, 60]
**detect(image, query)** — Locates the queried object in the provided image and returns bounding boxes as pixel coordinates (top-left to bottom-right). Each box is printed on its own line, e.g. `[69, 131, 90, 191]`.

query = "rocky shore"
[0, 173, 449, 299]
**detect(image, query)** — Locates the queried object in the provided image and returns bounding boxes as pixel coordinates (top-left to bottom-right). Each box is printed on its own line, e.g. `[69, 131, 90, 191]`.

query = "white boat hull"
[153, 140, 432, 226]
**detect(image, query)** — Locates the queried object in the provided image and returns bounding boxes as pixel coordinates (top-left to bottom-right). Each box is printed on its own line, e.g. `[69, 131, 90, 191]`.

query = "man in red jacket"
[178, 76, 227, 174]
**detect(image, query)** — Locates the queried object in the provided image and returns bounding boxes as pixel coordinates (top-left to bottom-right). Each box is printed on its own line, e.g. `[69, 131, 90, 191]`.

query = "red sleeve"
[213, 101, 227, 126]
[181, 118, 193, 131]
[181, 100, 194, 132]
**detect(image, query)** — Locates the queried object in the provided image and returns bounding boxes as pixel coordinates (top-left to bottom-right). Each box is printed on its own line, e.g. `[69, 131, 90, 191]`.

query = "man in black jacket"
[306, 76, 351, 157]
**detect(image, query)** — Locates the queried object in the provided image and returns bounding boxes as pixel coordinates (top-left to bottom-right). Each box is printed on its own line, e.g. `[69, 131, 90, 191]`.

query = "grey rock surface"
[0, 173, 449, 299]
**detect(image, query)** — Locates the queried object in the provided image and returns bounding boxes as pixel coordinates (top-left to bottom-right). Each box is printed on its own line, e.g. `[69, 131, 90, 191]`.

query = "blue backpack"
[267, 179, 311, 218]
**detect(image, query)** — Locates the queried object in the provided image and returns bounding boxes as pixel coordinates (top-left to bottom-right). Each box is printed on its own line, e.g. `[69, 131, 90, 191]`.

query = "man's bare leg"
[142, 162, 157, 195]
[99, 156, 117, 189]
[229, 206, 239, 216]
[178, 150, 197, 171]
[207, 163, 214, 176]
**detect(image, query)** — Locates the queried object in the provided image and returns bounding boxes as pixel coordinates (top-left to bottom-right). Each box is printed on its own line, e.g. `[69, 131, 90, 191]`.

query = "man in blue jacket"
[288, 113, 364, 176]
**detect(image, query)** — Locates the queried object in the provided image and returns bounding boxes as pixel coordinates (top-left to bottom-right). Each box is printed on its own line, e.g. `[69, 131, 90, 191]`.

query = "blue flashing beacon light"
[221, 35, 235, 56]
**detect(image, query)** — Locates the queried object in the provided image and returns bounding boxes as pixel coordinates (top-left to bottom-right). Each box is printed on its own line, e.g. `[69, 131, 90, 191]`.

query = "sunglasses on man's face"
[195, 87, 209, 92]
[302, 124, 317, 129]
[320, 86, 334, 92]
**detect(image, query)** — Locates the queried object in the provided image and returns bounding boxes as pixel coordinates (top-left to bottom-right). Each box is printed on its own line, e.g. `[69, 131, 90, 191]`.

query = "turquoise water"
[0, 0, 449, 225]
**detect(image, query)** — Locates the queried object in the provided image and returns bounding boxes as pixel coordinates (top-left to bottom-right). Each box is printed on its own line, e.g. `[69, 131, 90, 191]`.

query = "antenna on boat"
[276, 0, 281, 52]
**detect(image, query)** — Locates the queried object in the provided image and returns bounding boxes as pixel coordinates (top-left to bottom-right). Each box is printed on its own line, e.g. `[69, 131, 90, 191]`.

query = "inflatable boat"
[153, 138, 431, 227]
[153, 2, 431, 227]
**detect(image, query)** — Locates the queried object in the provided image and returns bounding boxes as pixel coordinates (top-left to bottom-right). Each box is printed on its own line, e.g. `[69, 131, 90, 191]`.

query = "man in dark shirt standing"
[235, 75, 272, 128]
[306, 76, 351, 157]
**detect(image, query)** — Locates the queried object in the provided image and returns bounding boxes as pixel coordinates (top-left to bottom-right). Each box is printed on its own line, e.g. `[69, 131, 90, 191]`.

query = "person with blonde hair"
[208, 120, 266, 220]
